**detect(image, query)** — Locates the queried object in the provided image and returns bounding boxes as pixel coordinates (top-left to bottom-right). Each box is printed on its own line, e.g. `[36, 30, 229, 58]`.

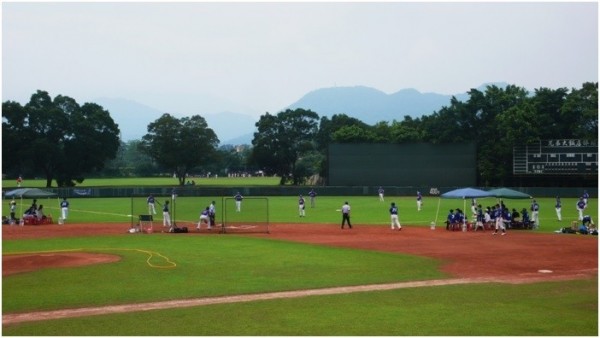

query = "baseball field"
[2, 184, 598, 335]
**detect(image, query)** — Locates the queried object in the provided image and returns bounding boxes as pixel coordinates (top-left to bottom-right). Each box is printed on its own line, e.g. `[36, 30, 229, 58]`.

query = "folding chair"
[138, 215, 154, 233]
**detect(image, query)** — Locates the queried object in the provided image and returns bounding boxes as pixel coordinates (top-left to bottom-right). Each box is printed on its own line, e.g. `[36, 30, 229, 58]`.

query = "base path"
[3, 222, 597, 325]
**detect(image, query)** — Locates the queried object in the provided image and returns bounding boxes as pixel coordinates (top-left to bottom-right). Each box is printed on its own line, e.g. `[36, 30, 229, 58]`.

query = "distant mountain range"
[96, 82, 508, 145]
[94, 97, 257, 144]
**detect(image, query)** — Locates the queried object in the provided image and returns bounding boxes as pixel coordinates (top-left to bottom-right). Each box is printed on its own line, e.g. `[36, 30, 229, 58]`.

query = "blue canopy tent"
[487, 187, 532, 199]
[4, 188, 58, 219]
[435, 188, 494, 227]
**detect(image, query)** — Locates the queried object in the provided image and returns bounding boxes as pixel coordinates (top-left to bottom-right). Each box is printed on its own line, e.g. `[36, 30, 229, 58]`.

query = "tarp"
[487, 187, 532, 199]
[440, 187, 494, 199]
[4, 188, 58, 198]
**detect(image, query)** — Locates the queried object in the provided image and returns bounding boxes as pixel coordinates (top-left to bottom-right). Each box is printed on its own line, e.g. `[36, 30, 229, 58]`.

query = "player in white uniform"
[298, 195, 306, 217]
[378, 187, 384, 202]
[416, 191, 423, 211]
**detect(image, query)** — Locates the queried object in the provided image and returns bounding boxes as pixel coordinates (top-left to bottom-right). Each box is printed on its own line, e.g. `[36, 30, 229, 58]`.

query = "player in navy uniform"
[378, 187, 384, 202]
[60, 197, 70, 223]
[492, 203, 507, 235]
[234, 192, 243, 212]
[147, 194, 157, 215]
[583, 190, 590, 206]
[389, 202, 401, 230]
[309, 189, 317, 208]
[576, 197, 586, 221]
[298, 195, 306, 217]
[417, 191, 423, 211]
[474, 205, 485, 231]
[445, 209, 454, 230]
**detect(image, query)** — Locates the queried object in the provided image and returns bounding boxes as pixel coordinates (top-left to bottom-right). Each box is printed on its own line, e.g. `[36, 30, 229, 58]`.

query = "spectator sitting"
[582, 215, 594, 228]
[452, 208, 464, 231]
[445, 209, 454, 230]
[503, 209, 512, 228]
[521, 208, 531, 228]
[510, 208, 521, 228]
[484, 207, 493, 229]
[36, 205, 46, 220]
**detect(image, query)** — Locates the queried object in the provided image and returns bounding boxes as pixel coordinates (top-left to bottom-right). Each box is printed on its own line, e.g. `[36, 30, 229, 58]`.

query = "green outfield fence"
[2, 186, 596, 199]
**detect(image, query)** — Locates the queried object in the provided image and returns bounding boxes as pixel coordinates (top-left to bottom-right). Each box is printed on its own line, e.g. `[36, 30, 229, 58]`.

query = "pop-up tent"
[5, 188, 58, 217]
[435, 187, 494, 226]
[5, 188, 58, 198]
[487, 187, 532, 199]
[440, 187, 493, 199]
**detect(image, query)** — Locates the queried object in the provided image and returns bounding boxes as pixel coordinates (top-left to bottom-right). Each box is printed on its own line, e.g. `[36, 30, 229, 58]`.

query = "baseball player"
[309, 189, 317, 208]
[198, 206, 211, 230]
[341, 201, 352, 229]
[530, 199, 540, 229]
[162, 200, 172, 230]
[492, 203, 507, 235]
[147, 194, 157, 215]
[60, 197, 69, 222]
[389, 202, 401, 230]
[234, 192, 243, 212]
[555, 196, 562, 221]
[209, 201, 216, 227]
[417, 191, 423, 211]
[577, 197, 586, 220]
[583, 190, 589, 206]
[378, 187, 384, 202]
[298, 195, 306, 217]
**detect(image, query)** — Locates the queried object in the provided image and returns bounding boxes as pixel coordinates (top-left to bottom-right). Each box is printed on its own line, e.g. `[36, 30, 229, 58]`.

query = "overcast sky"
[3, 1, 598, 117]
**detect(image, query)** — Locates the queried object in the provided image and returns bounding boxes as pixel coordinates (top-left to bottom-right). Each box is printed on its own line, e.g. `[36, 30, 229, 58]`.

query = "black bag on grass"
[173, 227, 188, 233]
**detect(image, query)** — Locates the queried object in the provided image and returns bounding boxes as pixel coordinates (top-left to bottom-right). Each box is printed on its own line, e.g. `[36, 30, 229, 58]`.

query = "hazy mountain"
[286, 83, 507, 124]
[94, 97, 165, 141]
[95, 98, 257, 145]
[96, 82, 508, 145]
[203, 112, 256, 145]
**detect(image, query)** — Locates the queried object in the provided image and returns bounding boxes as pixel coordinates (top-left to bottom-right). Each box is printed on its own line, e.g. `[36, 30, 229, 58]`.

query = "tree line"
[3, 83, 597, 187]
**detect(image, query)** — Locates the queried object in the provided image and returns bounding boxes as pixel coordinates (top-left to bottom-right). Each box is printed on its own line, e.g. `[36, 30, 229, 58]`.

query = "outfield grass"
[2, 176, 280, 188]
[3, 278, 597, 336]
[4, 195, 595, 233]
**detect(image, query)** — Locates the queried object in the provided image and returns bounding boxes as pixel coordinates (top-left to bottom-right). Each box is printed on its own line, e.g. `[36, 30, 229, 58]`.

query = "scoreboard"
[513, 139, 598, 175]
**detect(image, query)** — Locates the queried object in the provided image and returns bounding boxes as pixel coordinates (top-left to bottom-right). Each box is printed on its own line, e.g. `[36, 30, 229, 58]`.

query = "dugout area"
[327, 143, 476, 187]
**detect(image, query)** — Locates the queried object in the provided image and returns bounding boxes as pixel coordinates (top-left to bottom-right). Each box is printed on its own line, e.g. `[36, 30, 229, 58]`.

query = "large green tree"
[139, 113, 219, 186]
[2, 90, 120, 187]
[250, 108, 319, 185]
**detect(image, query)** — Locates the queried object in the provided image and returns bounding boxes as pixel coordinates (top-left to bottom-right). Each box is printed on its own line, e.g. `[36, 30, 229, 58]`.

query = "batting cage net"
[130, 194, 174, 230]
[222, 197, 269, 234]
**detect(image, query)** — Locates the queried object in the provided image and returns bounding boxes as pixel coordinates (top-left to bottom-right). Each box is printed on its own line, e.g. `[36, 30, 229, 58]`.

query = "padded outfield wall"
[327, 143, 477, 187]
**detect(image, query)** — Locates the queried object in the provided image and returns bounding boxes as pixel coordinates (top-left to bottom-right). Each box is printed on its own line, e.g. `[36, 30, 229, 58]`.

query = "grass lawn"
[2, 176, 280, 188]
[2, 179, 597, 336]
[3, 278, 597, 336]
[4, 195, 595, 233]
